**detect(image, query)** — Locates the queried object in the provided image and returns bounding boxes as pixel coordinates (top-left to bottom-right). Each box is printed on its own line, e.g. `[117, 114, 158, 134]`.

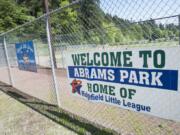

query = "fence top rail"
[133, 14, 180, 24]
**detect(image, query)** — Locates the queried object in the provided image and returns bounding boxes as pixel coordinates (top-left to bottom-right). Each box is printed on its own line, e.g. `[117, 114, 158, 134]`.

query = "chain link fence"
[0, 0, 180, 134]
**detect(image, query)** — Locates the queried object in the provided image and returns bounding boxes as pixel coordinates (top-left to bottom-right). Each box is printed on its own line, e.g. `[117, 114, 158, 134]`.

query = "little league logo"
[70, 79, 82, 94]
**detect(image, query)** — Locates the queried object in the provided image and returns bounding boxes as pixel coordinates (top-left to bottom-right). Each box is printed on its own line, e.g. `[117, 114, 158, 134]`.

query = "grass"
[0, 81, 117, 135]
[0, 90, 78, 135]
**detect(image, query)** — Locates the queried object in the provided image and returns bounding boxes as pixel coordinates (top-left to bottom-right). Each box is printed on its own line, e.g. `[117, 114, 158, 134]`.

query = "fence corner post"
[3, 36, 14, 86]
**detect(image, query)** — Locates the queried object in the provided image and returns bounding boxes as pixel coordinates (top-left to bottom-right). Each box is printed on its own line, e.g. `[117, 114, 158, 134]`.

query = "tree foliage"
[0, 0, 33, 33]
[0, 0, 178, 45]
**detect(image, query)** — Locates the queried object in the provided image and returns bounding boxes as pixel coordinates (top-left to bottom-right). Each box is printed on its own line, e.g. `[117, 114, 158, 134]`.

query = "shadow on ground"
[0, 81, 118, 135]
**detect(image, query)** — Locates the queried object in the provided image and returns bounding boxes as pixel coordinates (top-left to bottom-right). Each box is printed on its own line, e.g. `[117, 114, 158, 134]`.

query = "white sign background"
[65, 45, 180, 121]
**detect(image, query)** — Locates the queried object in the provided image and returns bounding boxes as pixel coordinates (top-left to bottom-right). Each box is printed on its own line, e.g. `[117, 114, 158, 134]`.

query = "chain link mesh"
[0, 37, 11, 84]
[0, 0, 180, 134]
[0, 17, 58, 104]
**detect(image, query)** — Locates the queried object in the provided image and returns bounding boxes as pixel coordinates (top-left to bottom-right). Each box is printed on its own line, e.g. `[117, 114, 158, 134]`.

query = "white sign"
[66, 46, 180, 121]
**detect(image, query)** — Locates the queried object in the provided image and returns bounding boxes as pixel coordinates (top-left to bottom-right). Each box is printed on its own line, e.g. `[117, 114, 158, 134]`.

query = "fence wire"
[0, 0, 180, 134]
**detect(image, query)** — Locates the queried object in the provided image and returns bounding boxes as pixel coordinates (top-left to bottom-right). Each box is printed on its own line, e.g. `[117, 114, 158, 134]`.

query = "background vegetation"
[0, 0, 179, 45]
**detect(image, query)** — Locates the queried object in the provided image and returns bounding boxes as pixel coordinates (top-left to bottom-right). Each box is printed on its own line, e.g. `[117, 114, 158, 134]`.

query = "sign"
[66, 46, 180, 121]
[15, 41, 37, 72]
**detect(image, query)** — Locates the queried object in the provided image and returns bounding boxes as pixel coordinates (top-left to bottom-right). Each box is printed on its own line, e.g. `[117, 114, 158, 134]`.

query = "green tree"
[16, 0, 60, 17]
[78, 0, 105, 43]
[50, 0, 80, 45]
[103, 22, 125, 44]
[0, 0, 32, 33]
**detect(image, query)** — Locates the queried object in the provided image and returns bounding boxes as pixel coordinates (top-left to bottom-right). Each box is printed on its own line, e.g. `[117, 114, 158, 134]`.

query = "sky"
[100, 0, 180, 24]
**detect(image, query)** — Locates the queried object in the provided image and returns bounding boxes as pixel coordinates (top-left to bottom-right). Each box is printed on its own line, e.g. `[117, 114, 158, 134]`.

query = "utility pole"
[44, 0, 57, 68]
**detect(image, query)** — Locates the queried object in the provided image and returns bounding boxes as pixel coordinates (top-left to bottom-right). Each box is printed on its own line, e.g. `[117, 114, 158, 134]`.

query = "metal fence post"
[59, 41, 65, 69]
[33, 40, 40, 66]
[45, 16, 61, 107]
[178, 15, 180, 45]
[61, 48, 65, 69]
[3, 36, 14, 86]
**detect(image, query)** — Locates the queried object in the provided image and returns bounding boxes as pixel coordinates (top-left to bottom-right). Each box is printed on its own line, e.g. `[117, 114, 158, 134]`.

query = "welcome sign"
[66, 46, 180, 121]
